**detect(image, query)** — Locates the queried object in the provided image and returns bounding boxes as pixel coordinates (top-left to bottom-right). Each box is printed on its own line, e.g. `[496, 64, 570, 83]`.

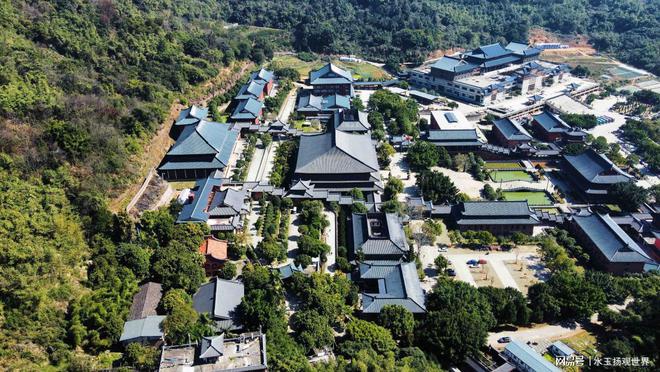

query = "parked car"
[438, 246, 448, 253]
[498, 337, 511, 343]
[468, 263, 480, 269]
[466, 259, 478, 265]
[446, 268, 456, 277]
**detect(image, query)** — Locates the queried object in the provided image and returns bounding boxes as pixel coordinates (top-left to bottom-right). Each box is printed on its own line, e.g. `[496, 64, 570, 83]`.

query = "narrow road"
[487, 322, 583, 349]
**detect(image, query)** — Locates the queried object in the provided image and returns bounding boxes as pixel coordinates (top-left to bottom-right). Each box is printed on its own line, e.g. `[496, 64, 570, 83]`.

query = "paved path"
[245, 145, 265, 181]
[443, 252, 519, 290]
[445, 254, 478, 287]
[323, 210, 337, 275]
[247, 201, 263, 247]
[287, 212, 301, 264]
[487, 322, 583, 349]
[261, 141, 279, 182]
[278, 85, 299, 122]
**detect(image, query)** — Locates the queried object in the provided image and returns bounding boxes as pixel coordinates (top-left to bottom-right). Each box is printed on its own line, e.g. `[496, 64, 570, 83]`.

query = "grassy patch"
[562, 331, 600, 358]
[502, 191, 553, 206]
[489, 170, 533, 182]
[484, 161, 524, 170]
[168, 180, 197, 190]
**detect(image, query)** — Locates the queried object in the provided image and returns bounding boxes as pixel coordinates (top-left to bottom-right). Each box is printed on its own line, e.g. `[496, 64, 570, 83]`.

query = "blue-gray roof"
[481, 54, 520, 68]
[178, 177, 248, 223]
[231, 98, 263, 120]
[250, 68, 274, 84]
[431, 56, 477, 74]
[506, 42, 542, 57]
[297, 92, 350, 112]
[505, 340, 560, 372]
[465, 43, 510, 60]
[119, 315, 165, 342]
[532, 111, 570, 133]
[275, 263, 304, 279]
[176, 105, 208, 126]
[295, 129, 379, 174]
[550, 341, 575, 356]
[160, 121, 238, 172]
[563, 149, 633, 184]
[358, 261, 426, 314]
[193, 278, 244, 328]
[236, 80, 266, 100]
[309, 63, 353, 85]
[409, 90, 437, 101]
[492, 118, 532, 141]
[572, 213, 652, 263]
[352, 213, 409, 257]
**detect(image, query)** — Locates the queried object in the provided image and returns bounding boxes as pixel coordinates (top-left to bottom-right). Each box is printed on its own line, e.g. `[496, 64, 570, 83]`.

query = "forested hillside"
[0, 0, 284, 369]
[225, 0, 660, 74]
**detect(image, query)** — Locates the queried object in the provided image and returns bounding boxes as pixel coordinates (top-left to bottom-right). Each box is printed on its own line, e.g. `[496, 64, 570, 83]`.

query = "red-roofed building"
[199, 236, 229, 276]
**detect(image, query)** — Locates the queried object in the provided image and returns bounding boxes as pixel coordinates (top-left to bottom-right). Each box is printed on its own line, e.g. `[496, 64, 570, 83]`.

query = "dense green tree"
[384, 177, 404, 200]
[217, 262, 237, 280]
[407, 141, 439, 170]
[151, 239, 205, 294]
[478, 287, 530, 326]
[123, 343, 159, 371]
[290, 309, 335, 353]
[378, 305, 415, 346]
[609, 182, 649, 212]
[343, 319, 397, 355]
[434, 255, 449, 273]
[416, 170, 459, 204]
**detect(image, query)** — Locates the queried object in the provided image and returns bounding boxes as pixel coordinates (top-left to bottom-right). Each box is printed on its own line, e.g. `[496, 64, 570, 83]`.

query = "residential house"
[563, 149, 633, 203]
[199, 236, 229, 276]
[158, 120, 239, 180]
[309, 63, 354, 96]
[193, 277, 245, 330]
[492, 117, 532, 148]
[447, 201, 540, 235]
[231, 98, 263, 124]
[177, 174, 249, 232]
[569, 213, 656, 274]
[296, 92, 351, 117]
[503, 340, 560, 372]
[333, 108, 371, 133]
[357, 261, 426, 315]
[160, 332, 267, 372]
[293, 128, 382, 192]
[128, 282, 163, 321]
[350, 213, 409, 260]
[119, 315, 165, 345]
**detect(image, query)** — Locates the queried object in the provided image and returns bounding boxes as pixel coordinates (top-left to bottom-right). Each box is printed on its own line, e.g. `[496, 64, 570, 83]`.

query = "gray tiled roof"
[358, 261, 426, 314]
[193, 278, 244, 327]
[119, 315, 165, 342]
[297, 92, 350, 112]
[128, 282, 163, 321]
[492, 118, 532, 141]
[506, 42, 541, 56]
[428, 129, 480, 141]
[352, 213, 409, 257]
[334, 109, 371, 133]
[532, 111, 570, 133]
[564, 149, 633, 184]
[178, 175, 247, 223]
[309, 63, 353, 85]
[572, 213, 652, 263]
[295, 129, 379, 174]
[461, 201, 534, 217]
[199, 335, 225, 359]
